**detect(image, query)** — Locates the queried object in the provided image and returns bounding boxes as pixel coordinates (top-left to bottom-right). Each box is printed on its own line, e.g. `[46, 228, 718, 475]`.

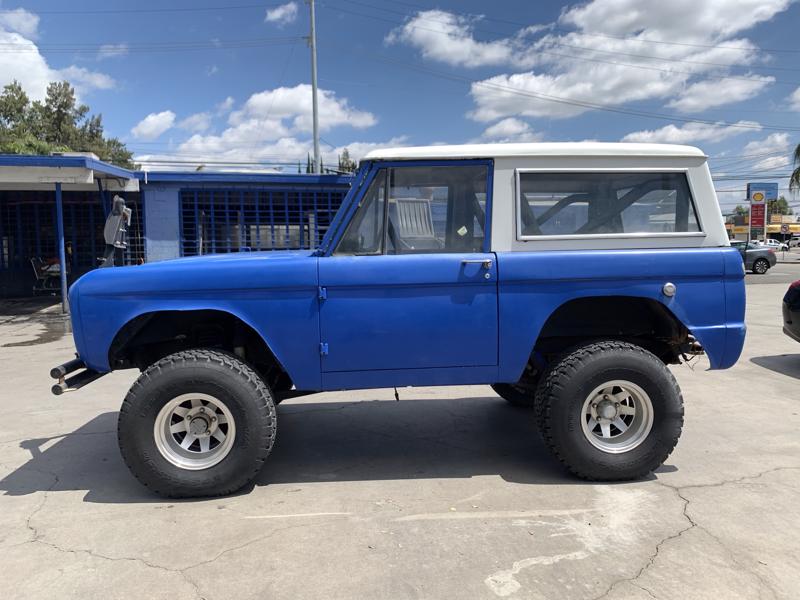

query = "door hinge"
[319, 342, 329, 356]
[318, 286, 327, 300]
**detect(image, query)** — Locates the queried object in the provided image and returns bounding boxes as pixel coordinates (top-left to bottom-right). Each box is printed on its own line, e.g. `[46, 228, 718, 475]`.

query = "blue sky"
[1, 0, 799, 209]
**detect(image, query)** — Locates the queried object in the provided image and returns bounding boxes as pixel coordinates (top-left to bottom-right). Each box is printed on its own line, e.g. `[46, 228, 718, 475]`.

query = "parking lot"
[1, 267, 799, 600]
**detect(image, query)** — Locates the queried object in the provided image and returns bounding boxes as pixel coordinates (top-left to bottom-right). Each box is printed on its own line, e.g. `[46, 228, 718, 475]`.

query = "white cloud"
[131, 110, 176, 140]
[178, 112, 212, 133]
[741, 132, 793, 171]
[134, 85, 383, 171]
[216, 96, 235, 114]
[135, 136, 409, 173]
[621, 121, 761, 144]
[265, 2, 298, 26]
[0, 12, 114, 100]
[97, 43, 129, 60]
[229, 83, 376, 133]
[390, 1, 792, 121]
[206, 65, 219, 76]
[386, 10, 538, 68]
[666, 75, 774, 113]
[478, 118, 542, 142]
[789, 87, 800, 111]
[0, 8, 39, 39]
[57, 66, 115, 95]
[561, 0, 792, 40]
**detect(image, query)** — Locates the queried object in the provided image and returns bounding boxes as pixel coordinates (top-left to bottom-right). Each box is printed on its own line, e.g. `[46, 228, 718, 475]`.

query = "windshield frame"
[314, 160, 374, 256]
[321, 158, 494, 257]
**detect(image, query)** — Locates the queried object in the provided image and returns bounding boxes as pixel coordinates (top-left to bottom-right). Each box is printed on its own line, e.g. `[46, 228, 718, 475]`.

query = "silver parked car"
[730, 240, 777, 274]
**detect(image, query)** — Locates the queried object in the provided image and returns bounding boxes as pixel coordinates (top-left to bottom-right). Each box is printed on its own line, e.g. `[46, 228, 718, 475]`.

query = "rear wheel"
[752, 258, 770, 274]
[535, 341, 683, 481]
[118, 349, 276, 498]
[491, 383, 536, 408]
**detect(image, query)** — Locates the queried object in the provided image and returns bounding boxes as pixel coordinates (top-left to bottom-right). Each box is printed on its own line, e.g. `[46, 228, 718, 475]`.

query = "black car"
[782, 280, 800, 342]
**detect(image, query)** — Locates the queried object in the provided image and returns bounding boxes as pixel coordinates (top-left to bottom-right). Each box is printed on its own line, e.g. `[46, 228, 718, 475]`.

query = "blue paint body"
[66, 159, 746, 392]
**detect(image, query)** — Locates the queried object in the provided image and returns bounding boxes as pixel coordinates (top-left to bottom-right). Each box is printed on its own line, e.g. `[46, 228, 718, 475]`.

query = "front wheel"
[118, 349, 276, 498]
[535, 341, 683, 481]
[752, 258, 770, 274]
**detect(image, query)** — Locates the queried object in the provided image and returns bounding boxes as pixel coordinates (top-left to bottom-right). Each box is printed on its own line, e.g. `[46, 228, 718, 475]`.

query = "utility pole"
[308, 0, 321, 174]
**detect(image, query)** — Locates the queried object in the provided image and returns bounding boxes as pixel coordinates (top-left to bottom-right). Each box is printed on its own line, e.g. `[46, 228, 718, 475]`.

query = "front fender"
[69, 253, 323, 390]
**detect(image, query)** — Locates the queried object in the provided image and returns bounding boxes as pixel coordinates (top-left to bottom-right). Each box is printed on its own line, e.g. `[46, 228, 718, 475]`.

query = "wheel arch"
[527, 295, 694, 372]
[108, 308, 294, 393]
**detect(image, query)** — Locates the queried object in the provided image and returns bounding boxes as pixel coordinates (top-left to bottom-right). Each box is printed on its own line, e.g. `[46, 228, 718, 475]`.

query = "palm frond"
[791, 143, 800, 193]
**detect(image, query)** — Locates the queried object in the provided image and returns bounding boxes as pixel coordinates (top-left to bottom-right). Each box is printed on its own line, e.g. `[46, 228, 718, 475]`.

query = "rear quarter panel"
[496, 247, 746, 382]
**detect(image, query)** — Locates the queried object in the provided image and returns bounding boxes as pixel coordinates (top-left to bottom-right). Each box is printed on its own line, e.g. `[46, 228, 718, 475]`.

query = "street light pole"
[308, 0, 321, 174]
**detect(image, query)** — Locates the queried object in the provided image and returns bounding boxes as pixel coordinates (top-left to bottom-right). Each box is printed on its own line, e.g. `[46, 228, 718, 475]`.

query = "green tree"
[792, 143, 800, 193]
[734, 205, 749, 216]
[0, 80, 133, 168]
[0, 81, 29, 129]
[768, 196, 793, 216]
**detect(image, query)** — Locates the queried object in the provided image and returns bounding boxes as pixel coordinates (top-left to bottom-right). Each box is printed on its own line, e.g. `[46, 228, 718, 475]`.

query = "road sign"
[782, 224, 790, 234]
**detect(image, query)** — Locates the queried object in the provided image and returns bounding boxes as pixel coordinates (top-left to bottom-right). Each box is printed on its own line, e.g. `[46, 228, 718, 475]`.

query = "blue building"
[0, 154, 353, 299]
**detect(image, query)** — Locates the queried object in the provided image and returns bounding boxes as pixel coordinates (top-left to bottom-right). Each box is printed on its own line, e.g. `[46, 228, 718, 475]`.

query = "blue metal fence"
[0, 190, 144, 297]
[179, 186, 349, 256]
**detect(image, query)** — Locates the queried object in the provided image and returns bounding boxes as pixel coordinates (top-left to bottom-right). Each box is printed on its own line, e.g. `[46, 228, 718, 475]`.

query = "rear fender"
[496, 247, 746, 382]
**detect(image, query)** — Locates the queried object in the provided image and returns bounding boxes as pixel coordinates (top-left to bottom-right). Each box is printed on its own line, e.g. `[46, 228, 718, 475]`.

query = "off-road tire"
[534, 341, 683, 481]
[118, 349, 276, 498]
[491, 383, 536, 408]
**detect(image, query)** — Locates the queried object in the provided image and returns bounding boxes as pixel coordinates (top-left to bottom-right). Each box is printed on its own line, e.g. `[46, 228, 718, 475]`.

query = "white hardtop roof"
[364, 142, 706, 161]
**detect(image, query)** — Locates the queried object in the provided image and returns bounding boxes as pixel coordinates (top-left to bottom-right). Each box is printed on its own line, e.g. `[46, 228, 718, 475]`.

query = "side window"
[335, 170, 387, 255]
[387, 165, 487, 254]
[518, 172, 701, 237]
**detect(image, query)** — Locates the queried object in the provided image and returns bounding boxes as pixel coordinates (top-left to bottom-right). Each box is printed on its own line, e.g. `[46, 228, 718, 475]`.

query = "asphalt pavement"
[0, 279, 798, 599]
[747, 261, 800, 285]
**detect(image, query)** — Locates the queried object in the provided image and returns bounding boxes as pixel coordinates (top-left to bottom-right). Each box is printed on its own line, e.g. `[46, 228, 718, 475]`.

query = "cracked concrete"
[1, 279, 800, 599]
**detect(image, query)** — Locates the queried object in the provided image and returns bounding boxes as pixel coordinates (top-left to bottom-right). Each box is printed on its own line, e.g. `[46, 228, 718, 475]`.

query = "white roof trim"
[364, 142, 707, 161]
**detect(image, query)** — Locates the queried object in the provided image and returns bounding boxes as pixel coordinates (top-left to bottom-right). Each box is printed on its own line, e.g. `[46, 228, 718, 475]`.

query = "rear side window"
[517, 171, 701, 238]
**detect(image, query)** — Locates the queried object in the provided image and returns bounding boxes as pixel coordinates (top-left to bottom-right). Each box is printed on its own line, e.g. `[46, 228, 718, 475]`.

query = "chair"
[30, 257, 61, 295]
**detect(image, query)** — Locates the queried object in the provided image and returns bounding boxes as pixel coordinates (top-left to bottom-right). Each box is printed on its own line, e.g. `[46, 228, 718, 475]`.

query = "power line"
[359, 51, 800, 132]
[529, 48, 793, 88]
[0, 3, 284, 15]
[354, 0, 800, 54]
[547, 40, 800, 74]
[138, 159, 302, 165]
[326, 0, 800, 75]
[0, 36, 304, 55]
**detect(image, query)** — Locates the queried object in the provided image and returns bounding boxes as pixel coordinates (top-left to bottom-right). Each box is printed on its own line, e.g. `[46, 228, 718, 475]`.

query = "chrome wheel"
[753, 259, 769, 274]
[154, 393, 236, 470]
[580, 380, 653, 454]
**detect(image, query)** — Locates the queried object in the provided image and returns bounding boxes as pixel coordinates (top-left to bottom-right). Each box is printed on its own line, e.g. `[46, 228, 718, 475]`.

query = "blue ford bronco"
[52, 143, 746, 497]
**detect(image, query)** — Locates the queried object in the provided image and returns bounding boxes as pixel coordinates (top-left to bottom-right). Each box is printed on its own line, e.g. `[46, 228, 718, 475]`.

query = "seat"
[389, 197, 443, 252]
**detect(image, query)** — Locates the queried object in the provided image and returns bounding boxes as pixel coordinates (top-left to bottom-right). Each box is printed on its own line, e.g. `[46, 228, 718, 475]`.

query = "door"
[318, 161, 497, 373]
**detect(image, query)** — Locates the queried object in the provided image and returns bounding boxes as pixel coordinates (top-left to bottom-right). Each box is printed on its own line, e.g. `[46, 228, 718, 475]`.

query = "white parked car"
[763, 239, 789, 252]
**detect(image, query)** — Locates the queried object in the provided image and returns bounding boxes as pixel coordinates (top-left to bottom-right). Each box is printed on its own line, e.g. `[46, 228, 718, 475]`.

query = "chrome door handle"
[461, 259, 493, 269]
